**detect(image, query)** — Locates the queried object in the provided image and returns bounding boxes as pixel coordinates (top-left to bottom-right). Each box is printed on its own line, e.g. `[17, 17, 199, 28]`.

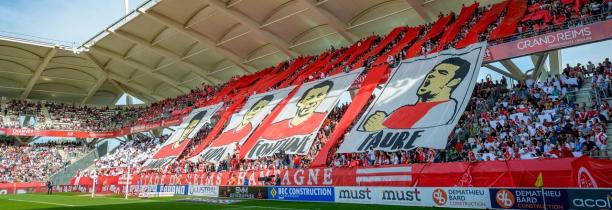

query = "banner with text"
[337, 43, 485, 152]
[245, 70, 363, 159]
[485, 19, 612, 62]
[196, 87, 295, 163]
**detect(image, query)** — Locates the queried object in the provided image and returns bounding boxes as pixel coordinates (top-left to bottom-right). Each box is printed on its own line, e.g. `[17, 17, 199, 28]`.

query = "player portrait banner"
[195, 87, 295, 163]
[337, 43, 486, 153]
[245, 70, 364, 159]
[145, 103, 223, 168]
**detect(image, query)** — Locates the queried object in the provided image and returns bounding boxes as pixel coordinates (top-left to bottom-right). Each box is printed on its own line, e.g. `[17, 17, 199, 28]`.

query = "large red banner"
[485, 19, 612, 62]
[72, 157, 612, 188]
[0, 182, 46, 194]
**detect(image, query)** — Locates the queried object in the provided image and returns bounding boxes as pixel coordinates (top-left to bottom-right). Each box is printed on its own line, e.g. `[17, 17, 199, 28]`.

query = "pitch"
[0, 193, 456, 210]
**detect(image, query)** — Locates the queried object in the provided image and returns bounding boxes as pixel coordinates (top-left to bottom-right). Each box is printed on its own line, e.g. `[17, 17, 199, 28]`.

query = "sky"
[0, 0, 610, 105]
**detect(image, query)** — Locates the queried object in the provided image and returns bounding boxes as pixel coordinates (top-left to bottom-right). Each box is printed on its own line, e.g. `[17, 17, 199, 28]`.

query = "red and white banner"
[338, 43, 485, 152]
[74, 157, 612, 188]
[244, 70, 363, 159]
[144, 103, 222, 168]
[195, 87, 295, 163]
[0, 182, 46, 194]
[0, 115, 184, 138]
[485, 19, 612, 62]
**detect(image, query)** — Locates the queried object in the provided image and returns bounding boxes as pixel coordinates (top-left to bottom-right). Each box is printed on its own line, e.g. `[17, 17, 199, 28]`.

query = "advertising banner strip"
[485, 19, 612, 62]
[268, 187, 334, 202]
[338, 42, 486, 152]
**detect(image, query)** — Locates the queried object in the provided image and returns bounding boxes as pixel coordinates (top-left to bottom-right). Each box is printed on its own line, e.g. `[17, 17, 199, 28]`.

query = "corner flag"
[535, 172, 544, 188]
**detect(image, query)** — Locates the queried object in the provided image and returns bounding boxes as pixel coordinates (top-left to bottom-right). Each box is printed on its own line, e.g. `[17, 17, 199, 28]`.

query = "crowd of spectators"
[94, 135, 168, 176]
[0, 0, 608, 133]
[180, 103, 350, 173]
[328, 58, 610, 168]
[0, 140, 87, 183]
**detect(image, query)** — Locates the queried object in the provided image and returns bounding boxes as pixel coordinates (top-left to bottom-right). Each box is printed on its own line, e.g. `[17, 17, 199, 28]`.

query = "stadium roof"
[0, 0, 503, 105]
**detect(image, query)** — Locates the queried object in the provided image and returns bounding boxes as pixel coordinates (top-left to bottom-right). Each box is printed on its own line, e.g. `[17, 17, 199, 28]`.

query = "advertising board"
[189, 185, 219, 197]
[567, 189, 612, 209]
[490, 188, 567, 209]
[157, 185, 189, 195]
[431, 188, 490, 209]
[268, 187, 334, 202]
[334, 187, 433, 206]
[219, 186, 268, 199]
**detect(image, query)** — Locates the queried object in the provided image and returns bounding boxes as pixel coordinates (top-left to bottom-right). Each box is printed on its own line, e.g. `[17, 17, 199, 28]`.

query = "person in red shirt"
[211, 95, 273, 146]
[292, 155, 301, 169]
[261, 81, 333, 139]
[363, 57, 471, 131]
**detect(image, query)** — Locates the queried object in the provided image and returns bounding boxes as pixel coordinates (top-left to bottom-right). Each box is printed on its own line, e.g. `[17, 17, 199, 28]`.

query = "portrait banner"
[337, 43, 486, 153]
[244, 70, 363, 159]
[144, 103, 223, 169]
[195, 87, 295, 163]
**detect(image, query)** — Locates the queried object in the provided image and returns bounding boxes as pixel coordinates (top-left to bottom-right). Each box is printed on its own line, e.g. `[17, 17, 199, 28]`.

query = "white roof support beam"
[109, 30, 221, 84]
[139, 9, 253, 74]
[548, 50, 561, 77]
[484, 64, 522, 81]
[500, 60, 526, 81]
[81, 73, 107, 104]
[21, 47, 57, 99]
[89, 46, 190, 94]
[530, 52, 549, 80]
[405, 0, 433, 22]
[83, 52, 162, 102]
[298, 0, 358, 43]
[205, 0, 298, 58]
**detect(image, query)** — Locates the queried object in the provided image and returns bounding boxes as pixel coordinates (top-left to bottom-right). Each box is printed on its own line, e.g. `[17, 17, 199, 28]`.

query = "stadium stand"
[0, 139, 87, 183]
[0, 0, 610, 185]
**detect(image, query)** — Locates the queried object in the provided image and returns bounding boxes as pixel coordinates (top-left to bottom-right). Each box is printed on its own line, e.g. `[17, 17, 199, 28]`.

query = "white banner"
[431, 188, 491, 209]
[189, 185, 219, 197]
[337, 43, 486, 153]
[195, 87, 295, 163]
[144, 103, 223, 168]
[245, 69, 364, 159]
[334, 187, 433, 206]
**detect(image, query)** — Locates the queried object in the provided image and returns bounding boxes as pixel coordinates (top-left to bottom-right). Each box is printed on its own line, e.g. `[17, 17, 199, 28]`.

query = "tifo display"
[1, 0, 612, 209]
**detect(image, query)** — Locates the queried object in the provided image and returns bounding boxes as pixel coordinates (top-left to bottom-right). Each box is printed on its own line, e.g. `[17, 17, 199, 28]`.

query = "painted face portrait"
[173, 111, 207, 149]
[240, 95, 273, 128]
[295, 80, 333, 119]
[417, 57, 470, 102]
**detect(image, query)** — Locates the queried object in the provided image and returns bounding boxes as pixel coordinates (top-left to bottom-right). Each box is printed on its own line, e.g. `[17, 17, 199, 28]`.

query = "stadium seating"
[0, 140, 87, 183]
[0, 0, 610, 179]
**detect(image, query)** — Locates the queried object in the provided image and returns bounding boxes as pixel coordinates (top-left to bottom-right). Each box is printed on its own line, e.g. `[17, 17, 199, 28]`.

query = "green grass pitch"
[0, 193, 459, 210]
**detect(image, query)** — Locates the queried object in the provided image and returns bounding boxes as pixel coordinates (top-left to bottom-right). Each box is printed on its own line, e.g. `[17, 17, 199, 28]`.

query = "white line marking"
[6, 198, 77, 207]
[356, 175, 412, 182]
[356, 167, 411, 174]
[223, 204, 311, 210]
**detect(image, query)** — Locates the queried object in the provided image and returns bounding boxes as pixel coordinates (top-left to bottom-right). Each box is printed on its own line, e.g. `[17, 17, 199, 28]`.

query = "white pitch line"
[6, 198, 77, 207]
[222, 205, 312, 210]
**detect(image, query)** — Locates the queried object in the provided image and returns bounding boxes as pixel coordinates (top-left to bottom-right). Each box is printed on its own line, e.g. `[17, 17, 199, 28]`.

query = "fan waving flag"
[337, 43, 486, 153]
[244, 69, 364, 159]
[193, 87, 295, 163]
[144, 103, 223, 169]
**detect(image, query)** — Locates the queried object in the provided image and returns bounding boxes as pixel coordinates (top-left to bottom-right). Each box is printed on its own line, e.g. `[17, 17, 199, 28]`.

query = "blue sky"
[0, 0, 610, 104]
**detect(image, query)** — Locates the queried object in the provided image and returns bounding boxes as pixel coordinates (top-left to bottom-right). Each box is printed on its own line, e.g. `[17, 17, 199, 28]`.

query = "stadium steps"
[607, 123, 612, 159]
[50, 140, 118, 184]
